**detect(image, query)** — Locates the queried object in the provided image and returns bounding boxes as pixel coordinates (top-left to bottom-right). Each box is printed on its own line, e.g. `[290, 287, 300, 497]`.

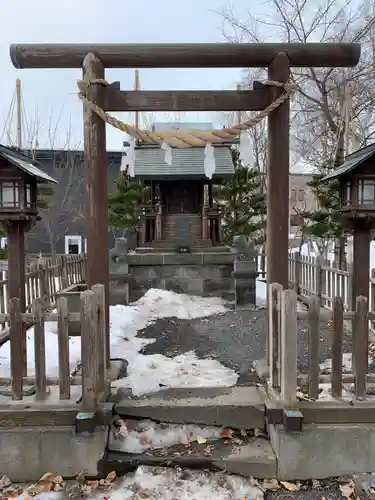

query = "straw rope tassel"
[77, 79, 296, 147]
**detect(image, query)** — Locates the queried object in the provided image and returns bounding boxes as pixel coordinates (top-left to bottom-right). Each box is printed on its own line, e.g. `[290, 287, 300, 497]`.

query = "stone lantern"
[0, 144, 57, 371]
[322, 144, 375, 307]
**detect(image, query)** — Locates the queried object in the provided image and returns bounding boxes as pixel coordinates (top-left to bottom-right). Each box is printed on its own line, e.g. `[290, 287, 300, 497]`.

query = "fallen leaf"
[105, 471, 116, 483]
[280, 481, 300, 492]
[52, 484, 64, 492]
[0, 477, 11, 490]
[87, 481, 99, 490]
[220, 428, 233, 439]
[114, 419, 128, 437]
[26, 483, 52, 494]
[80, 485, 92, 496]
[197, 435, 207, 444]
[339, 482, 355, 499]
[76, 471, 86, 484]
[262, 478, 279, 491]
[38, 473, 58, 483]
[1, 490, 23, 499]
[139, 489, 152, 498]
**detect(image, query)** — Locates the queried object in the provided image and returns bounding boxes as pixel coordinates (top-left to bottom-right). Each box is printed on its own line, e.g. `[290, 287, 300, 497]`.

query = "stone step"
[135, 245, 231, 254]
[99, 436, 276, 478]
[151, 239, 212, 249]
[112, 386, 265, 430]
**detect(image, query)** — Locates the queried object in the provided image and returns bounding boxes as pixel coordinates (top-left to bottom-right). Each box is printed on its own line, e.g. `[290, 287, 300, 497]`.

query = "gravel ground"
[138, 306, 353, 384]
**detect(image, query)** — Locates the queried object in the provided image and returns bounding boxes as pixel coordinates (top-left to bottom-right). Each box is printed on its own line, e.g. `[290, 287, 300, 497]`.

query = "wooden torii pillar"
[9, 42, 360, 349]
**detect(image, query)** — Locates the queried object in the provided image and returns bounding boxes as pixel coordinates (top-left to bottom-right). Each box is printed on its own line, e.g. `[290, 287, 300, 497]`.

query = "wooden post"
[7, 221, 27, 376]
[331, 296, 344, 397]
[9, 297, 23, 400]
[354, 296, 369, 398]
[60, 256, 68, 289]
[269, 283, 283, 389]
[83, 53, 110, 368]
[351, 227, 370, 308]
[57, 296, 70, 400]
[80, 290, 99, 411]
[280, 289, 298, 407]
[347, 261, 353, 309]
[294, 252, 301, 294]
[92, 283, 106, 393]
[315, 256, 324, 305]
[33, 298, 47, 400]
[267, 53, 290, 291]
[308, 295, 320, 399]
[39, 267, 47, 305]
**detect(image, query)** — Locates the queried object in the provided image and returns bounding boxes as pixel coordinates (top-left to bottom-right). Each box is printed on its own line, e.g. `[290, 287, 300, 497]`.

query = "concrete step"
[99, 436, 276, 479]
[112, 386, 265, 430]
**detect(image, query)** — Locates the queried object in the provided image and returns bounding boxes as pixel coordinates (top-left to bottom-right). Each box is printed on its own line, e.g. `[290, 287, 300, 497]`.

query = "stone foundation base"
[269, 422, 375, 479]
[125, 251, 235, 302]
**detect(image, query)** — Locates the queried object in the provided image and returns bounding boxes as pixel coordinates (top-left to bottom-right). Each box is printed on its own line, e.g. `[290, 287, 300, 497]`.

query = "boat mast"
[16, 79, 22, 149]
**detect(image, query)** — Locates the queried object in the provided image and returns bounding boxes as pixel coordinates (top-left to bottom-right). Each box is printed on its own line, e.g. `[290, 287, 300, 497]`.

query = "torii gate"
[9, 42, 360, 362]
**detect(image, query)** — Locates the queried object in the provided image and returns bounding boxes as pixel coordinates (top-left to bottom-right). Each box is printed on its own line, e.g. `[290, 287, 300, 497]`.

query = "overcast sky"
[0, 0, 260, 150]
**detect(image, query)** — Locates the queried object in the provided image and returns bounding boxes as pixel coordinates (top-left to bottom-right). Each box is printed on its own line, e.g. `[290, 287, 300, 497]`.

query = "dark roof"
[322, 143, 375, 181]
[0, 145, 57, 183]
[24, 148, 122, 164]
[134, 144, 235, 180]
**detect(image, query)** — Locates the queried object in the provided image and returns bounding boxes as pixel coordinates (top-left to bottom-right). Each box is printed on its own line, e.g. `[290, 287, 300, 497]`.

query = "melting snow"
[109, 419, 224, 454]
[4, 467, 264, 500]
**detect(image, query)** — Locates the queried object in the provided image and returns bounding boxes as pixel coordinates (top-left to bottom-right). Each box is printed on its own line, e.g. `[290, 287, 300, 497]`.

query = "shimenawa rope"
[77, 79, 296, 148]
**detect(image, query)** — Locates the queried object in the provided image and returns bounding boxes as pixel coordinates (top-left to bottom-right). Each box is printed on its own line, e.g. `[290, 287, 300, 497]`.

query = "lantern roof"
[322, 143, 375, 182]
[0, 144, 57, 184]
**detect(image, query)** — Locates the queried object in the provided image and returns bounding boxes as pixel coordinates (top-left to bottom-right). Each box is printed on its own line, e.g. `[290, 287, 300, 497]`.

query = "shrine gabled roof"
[0, 144, 57, 183]
[322, 143, 375, 181]
[133, 144, 235, 180]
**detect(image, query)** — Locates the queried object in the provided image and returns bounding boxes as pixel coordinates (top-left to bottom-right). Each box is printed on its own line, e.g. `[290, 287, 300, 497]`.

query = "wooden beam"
[10, 43, 360, 69]
[82, 53, 110, 368]
[7, 221, 27, 377]
[104, 89, 270, 112]
[267, 52, 290, 290]
[0, 405, 112, 427]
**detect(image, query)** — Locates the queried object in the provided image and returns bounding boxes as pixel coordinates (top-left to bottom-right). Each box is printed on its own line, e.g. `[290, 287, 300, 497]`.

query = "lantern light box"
[322, 143, 375, 305]
[0, 145, 57, 222]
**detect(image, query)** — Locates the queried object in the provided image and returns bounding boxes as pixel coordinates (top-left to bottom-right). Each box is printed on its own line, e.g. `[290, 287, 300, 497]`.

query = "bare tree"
[220, 0, 375, 171]
[27, 116, 85, 257]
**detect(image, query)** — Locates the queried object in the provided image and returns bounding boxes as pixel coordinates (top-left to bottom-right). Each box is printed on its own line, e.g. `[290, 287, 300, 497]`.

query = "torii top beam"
[9, 43, 360, 69]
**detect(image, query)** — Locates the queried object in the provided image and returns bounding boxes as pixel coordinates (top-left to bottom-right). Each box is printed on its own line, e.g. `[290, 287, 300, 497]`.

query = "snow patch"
[109, 419, 223, 453]
[0, 467, 265, 500]
[112, 466, 264, 500]
[123, 350, 238, 396]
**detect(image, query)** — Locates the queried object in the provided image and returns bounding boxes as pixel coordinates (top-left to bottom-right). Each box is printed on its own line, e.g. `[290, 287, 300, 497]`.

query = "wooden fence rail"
[288, 252, 352, 309]
[4, 283, 106, 408]
[0, 254, 86, 343]
[268, 283, 372, 410]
